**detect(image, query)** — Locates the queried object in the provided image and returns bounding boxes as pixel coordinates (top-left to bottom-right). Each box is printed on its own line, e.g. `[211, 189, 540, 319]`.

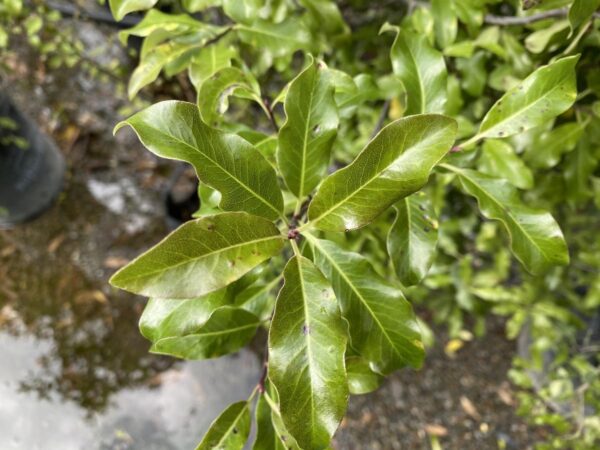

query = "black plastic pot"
[0, 93, 65, 228]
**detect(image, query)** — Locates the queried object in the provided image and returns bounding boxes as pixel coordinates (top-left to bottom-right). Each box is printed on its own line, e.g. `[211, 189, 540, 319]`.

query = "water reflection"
[0, 167, 260, 449]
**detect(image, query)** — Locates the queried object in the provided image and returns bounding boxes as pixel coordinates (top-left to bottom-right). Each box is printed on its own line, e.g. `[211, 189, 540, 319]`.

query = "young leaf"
[278, 58, 339, 198]
[388, 26, 447, 115]
[388, 193, 439, 286]
[109, 212, 284, 298]
[441, 164, 569, 274]
[268, 255, 348, 450]
[152, 306, 260, 359]
[196, 401, 251, 450]
[306, 114, 457, 232]
[115, 101, 284, 220]
[346, 356, 383, 395]
[568, 0, 600, 31]
[198, 67, 263, 125]
[478, 140, 533, 190]
[305, 235, 424, 374]
[467, 56, 578, 144]
[109, 0, 158, 21]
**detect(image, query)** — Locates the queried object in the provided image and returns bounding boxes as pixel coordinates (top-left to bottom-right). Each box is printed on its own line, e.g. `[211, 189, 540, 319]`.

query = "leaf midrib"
[310, 123, 446, 226]
[306, 236, 403, 361]
[147, 122, 281, 218]
[295, 257, 318, 441]
[115, 234, 281, 283]
[480, 69, 573, 137]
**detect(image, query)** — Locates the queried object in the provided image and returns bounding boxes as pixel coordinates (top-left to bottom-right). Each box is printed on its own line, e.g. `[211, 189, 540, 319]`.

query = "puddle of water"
[0, 331, 259, 450]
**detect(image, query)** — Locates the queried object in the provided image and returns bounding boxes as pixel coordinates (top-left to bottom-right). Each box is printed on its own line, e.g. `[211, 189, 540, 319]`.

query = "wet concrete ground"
[0, 8, 546, 450]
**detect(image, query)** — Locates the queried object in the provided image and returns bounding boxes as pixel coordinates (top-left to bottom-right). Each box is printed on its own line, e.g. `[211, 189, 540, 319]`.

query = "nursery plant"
[108, 0, 600, 448]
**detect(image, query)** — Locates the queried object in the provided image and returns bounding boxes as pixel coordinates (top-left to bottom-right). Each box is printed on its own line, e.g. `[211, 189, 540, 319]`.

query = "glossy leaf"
[478, 140, 533, 189]
[569, 0, 600, 31]
[110, 212, 284, 298]
[524, 122, 586, 169]
[307, 114, 457, 232]
[442, 164, 569, 274]
[198, 67, 263, 124]
[196, 401, 250, 450]
[278, 58, 339, 198]
[389, 26, 447, 115]
[306, 235, 425, 374]
[469, 56, 578, 143]
[109, 0, 157, 21]
[388, 193, 439, 286]
[151, 306, 260, 359]
[115, 101, 284, 220]
[346, 356, 383, 395]
[268, 255, 348, 450]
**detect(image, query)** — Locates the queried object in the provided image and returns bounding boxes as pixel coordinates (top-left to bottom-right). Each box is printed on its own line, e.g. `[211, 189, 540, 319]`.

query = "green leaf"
[431, 0, 457, 49]
[115, 101, 284, 220]
[198, 67, 263, 125]
[253, 395, 284, 450]
[299, 0, 348, 35]
[467, 56, 578, 145]
[565, 136, 599, 203]
[478, 140, 533, 190]
[152, 306, 260, 359]
[223, 0, 264, 24]
[139, 289, 231, 342]
[233, 274, 282, 321]
[307, 114, 457, 232]
[525, 20, 569, 54]
[183, 0, 222, 13]
[388, 193, 439, 286]
[196, 401, 251, 450]
[109, 0, 158, 21]
[235, 18, 311, 58]
[110, 212, 284, 298]
[278, 58, 339, 198]
[127, 26, 228, 98]
[118, 9, 204, 44]
[268, 255, 348, 450]
[568, 0, 600, 31]
[305, 235, 425, 374]
[346, 356, 383, 395]
[524, 121, 587, 169]
[188, 41, 236, 90]
[441, 164, 569, 274]
[388, 26, 447, 115]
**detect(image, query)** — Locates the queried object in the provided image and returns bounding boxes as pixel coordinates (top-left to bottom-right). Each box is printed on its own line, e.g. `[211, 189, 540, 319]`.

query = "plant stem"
[370, 99, 391, 139]
[290, 238, 301, 256]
